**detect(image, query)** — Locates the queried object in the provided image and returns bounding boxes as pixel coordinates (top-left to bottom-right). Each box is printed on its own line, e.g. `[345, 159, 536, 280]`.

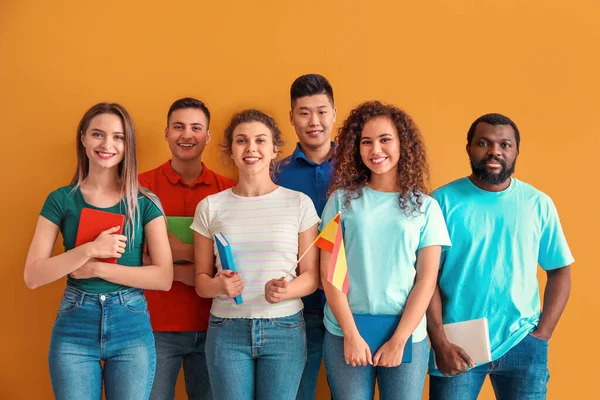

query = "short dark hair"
[467, 113, 520, 149]
[290, 74, 334, 108]
[167, 97, 211, 128]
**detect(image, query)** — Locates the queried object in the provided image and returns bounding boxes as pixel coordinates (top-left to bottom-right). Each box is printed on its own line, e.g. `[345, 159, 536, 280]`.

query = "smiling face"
[165, 108, 210, 162]
[359, 116, 400, 180]
[290, 94, 336, 151]
[81, 113, 125, 170]
[230, 121, 278, 177]
[467, 122, 519, 187]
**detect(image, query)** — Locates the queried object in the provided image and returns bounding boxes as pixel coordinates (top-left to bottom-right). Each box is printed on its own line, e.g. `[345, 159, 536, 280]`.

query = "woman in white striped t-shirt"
[191, 109, 320, 400]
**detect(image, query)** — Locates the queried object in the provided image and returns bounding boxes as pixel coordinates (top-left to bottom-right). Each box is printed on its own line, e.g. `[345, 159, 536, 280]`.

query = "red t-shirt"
[139, 161, 235, 331]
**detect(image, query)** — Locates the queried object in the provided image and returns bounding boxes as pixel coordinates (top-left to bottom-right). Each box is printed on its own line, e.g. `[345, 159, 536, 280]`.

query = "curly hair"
[329, 100, 430, 216]
[221, 109, 285, 175]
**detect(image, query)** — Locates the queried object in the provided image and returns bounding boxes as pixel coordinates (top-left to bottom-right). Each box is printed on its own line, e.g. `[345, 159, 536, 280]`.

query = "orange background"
[1, 0, 598, 398]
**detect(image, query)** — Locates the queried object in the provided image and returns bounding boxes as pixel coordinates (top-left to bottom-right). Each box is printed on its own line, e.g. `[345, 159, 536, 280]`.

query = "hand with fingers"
[344, 333, 373, 367]
[70, 259, 99, 279]
[264, 277, 288, 304]
[373, 338, 405, 368]
[435, 342, 475, 376]
[88, 226, 127, 259]
[218, 270, 244, 298]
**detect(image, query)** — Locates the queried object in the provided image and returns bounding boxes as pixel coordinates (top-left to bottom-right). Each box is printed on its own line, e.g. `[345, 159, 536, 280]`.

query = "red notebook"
[75, 208, 125, 263]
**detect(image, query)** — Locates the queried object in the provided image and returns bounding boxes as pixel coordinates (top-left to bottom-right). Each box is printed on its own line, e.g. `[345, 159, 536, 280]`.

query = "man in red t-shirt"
[139, 98, 235, 400]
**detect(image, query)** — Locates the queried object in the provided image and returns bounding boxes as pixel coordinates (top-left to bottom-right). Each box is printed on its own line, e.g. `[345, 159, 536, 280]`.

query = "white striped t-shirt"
[191, 186, 320, 318]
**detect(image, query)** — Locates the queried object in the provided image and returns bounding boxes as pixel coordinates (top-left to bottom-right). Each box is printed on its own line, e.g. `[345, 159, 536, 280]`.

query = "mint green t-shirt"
[321, 188, 451, 342]
[40, 184, 164, 293]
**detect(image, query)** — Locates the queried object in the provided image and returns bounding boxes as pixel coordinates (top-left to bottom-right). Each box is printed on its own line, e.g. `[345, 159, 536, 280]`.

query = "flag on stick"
[315, 212, 349, 294]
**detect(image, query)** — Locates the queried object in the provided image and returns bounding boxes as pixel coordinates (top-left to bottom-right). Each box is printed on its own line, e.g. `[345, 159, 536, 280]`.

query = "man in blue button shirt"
[274, 74, 337, 400]
[427, 113, 573, 400]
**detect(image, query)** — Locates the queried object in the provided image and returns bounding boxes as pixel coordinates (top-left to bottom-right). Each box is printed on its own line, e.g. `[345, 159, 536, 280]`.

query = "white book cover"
[434, 317, 492, 366]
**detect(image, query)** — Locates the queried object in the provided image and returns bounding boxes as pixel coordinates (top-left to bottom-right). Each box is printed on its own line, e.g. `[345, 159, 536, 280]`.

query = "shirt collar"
[160, 160, 214, 187]
[292, 142, 336, 165]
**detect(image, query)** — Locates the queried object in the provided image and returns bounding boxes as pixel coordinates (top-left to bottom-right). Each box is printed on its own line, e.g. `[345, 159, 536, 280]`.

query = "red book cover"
[75, 208, 125, 264]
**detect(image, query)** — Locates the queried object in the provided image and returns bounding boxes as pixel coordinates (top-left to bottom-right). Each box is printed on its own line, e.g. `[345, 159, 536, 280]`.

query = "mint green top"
[40, 184, 163, 293]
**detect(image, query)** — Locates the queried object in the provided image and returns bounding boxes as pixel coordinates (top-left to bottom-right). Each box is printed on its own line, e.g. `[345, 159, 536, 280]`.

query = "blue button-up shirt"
[274, 142, 335, 309]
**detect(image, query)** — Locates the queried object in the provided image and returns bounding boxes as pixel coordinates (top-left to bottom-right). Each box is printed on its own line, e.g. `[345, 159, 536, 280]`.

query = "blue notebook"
[214, 232, 243, 305]
[352, 314, 412, 363]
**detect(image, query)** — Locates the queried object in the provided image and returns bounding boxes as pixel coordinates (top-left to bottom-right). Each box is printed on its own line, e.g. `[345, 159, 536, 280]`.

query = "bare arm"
[194, 232, 243, 299]
[373, 245, 440, 367]
[426, 270, 474, 375]
[24, 216, 125, 289]
[173, 264, 196, 286]
[265, 224, 319, 303]
[532, 265, 571, 339]
[89, 217, 173, 291]
[169, 232, 195, 263]
[321, 247, 373, 367]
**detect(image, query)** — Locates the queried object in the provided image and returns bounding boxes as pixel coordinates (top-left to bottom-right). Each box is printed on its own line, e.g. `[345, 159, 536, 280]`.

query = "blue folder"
[214, 232, 243, 305]
[352, 313, 412, 363]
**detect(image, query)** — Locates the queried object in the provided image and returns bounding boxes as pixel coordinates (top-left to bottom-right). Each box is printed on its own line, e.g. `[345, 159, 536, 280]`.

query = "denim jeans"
[296, 308, 326, 400]
[323, 331, 429, 400]
[48, 286, 156, 400]
[205, 311, 307, 400]
[149, 331, 212, 400]
[429, 333, 550, 400]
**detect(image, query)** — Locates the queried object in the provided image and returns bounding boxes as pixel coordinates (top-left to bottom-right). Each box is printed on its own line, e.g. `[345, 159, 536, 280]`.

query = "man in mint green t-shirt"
[427, 113, 573, 400]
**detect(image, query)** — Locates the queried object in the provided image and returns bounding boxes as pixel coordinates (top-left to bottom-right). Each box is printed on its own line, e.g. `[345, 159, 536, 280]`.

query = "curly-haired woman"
[320, 101, 451, 400]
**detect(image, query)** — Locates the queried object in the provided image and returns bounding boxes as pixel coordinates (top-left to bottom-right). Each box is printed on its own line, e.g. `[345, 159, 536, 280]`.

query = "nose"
[373, 140, 382, 153]
[309, 112, 320, 126]
[245, 140, 257, 153]
[487, 143, 502, 157]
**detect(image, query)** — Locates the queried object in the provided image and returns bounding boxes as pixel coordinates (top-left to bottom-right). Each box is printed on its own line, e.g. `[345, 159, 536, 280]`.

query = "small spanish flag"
[315, 212, 349, 295]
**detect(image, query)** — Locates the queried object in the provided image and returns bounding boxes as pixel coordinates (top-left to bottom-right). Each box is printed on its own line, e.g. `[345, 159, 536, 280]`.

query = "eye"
[193, 127, 202, 132]
[300, 112, 309, 116]
[236, 139, 245, 144]
[257, 138, 266, 143]
[360, 139, 371, 145]
[501, 143, 511, 148]
[114, 135, 125, 141]
[381, 138, 391, 143]
[319, 111, 327, 115]
[91, 132, 103, 138]
[477, 141, 487, 147]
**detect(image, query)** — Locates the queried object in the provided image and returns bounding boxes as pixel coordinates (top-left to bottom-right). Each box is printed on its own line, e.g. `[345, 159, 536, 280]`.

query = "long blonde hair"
[71, 102, 161, 246]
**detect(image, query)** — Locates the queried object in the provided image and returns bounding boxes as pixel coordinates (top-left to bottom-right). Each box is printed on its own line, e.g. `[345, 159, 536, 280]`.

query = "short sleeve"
[190, 197, 212, 238]
[140, 192, 165, 226]
[538, 196, 574, 270]
[298, 193, 320, 232]
[418, 197, 452, 251]
[40, 189, 65, 226]
[320, 190, 342, 231]
[138, 171, 154, 192]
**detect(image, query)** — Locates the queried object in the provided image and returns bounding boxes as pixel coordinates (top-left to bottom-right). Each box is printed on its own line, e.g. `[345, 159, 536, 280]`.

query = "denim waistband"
[63, 285, 144, 306]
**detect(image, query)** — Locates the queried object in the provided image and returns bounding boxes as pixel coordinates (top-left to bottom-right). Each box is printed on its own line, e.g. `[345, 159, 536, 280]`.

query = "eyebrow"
[298, 105, 329, 110]
[172, 121, 204, 128]
[361, 133, 394, 138]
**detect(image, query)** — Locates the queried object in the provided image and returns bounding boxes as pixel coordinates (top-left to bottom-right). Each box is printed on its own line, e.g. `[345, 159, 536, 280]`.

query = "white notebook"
[434, 317, 492, 366]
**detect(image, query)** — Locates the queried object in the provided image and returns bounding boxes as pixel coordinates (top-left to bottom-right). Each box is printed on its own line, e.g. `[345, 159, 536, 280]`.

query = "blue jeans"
[323, 331, 429, 400]
[205, 311, 307, 400]
[48, 286, 156, 400]
[149, 331, 212, 400]
[429, 333, 550, 400]
[296, 308, 326, 400]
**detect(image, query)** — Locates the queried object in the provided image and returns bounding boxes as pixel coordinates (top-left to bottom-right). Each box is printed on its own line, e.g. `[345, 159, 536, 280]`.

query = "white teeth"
[372, 157, 386, 164]
[179, 143, 194, 147]
[98, 152, 115, 157]
[244, 157, 259, 162]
